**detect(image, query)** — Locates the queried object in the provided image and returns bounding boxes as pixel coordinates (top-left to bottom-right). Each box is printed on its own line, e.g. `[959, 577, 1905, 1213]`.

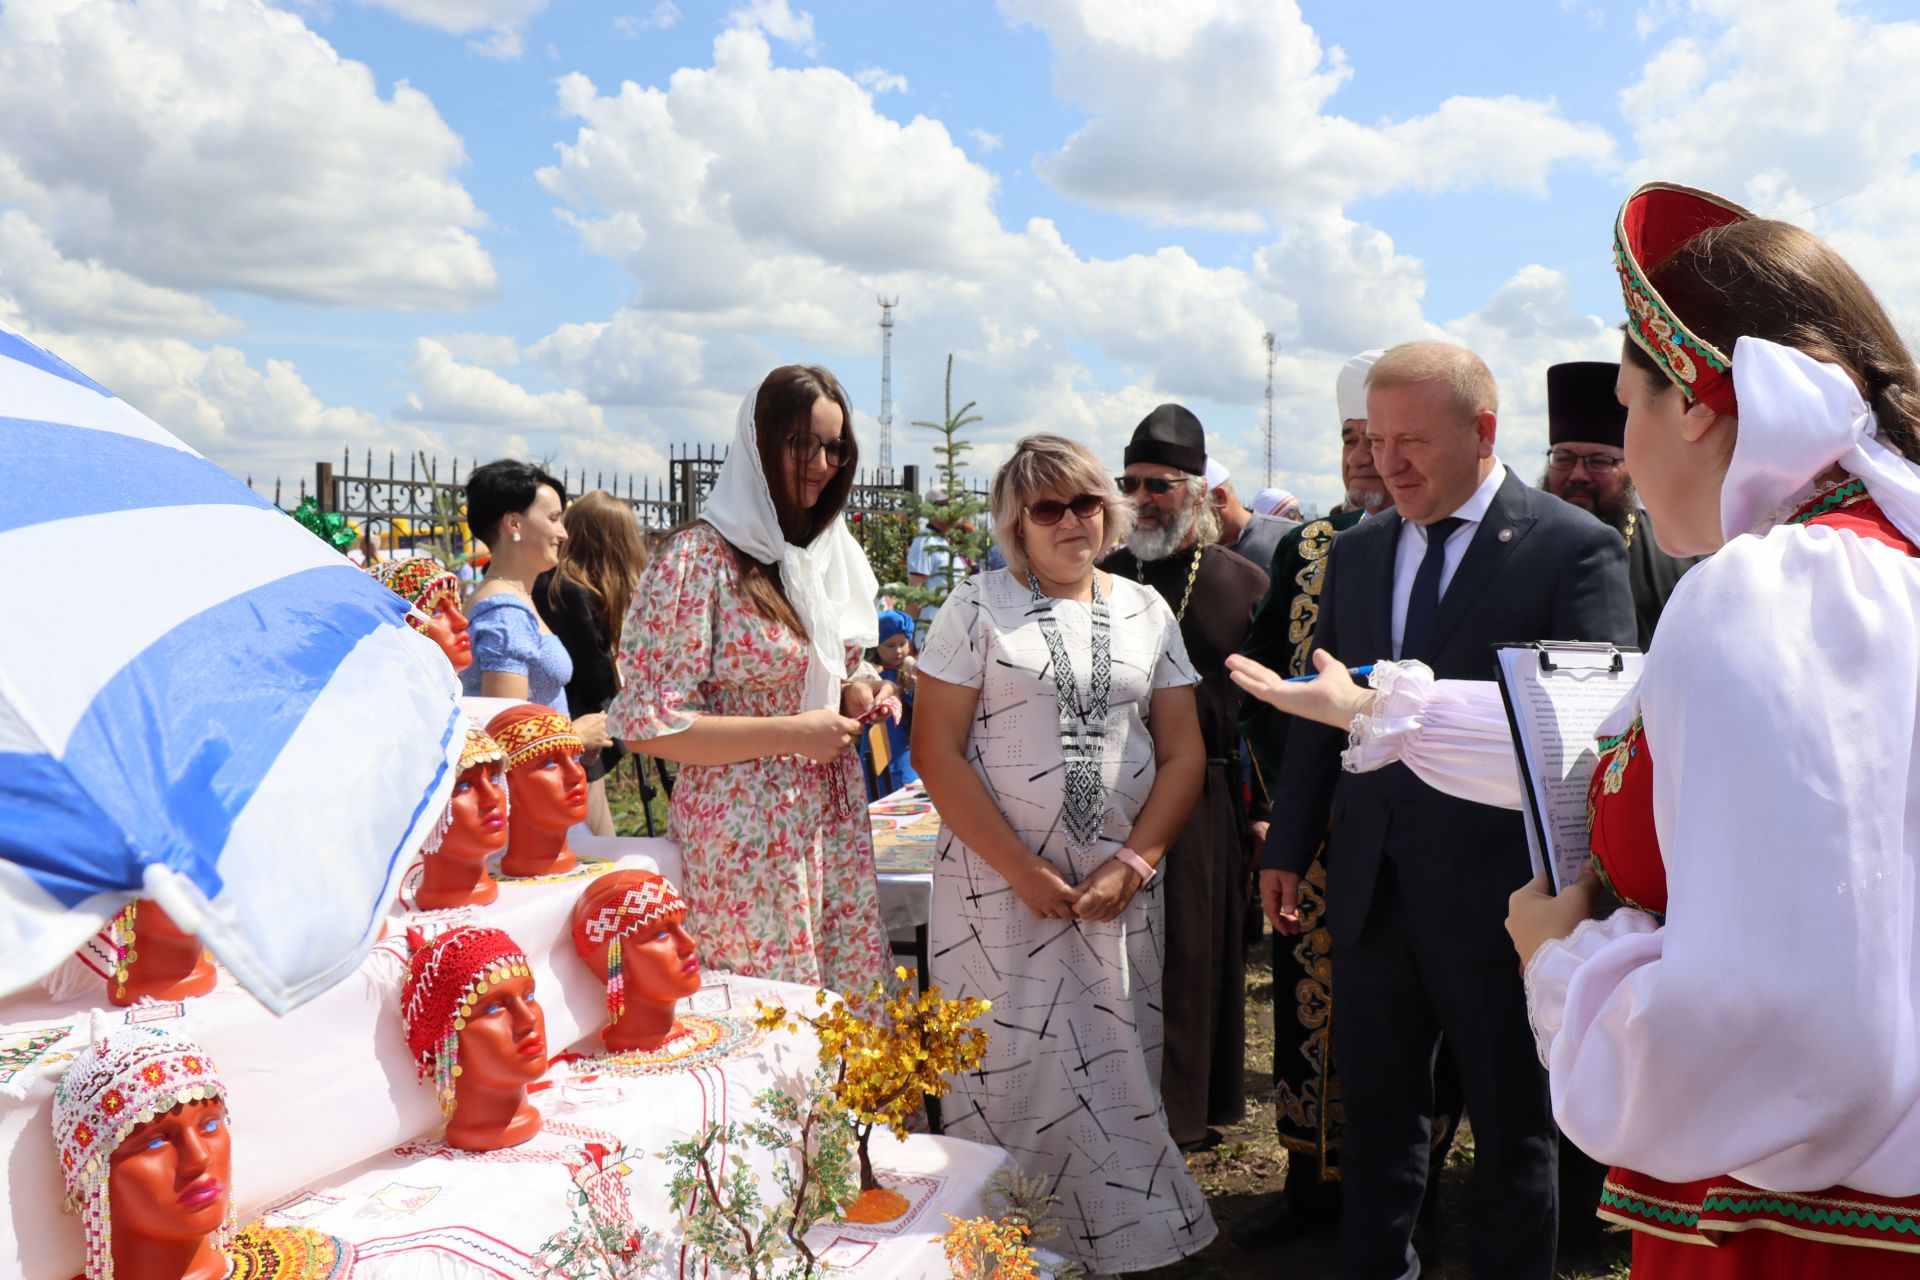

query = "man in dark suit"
[1259, 340, 1635, 1279]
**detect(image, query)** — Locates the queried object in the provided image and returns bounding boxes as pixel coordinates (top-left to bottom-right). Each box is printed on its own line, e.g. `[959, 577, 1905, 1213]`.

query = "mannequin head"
[571, 871, 701, 1051]
[485, 704, 586, 879]
[55, 1021, 232, 1280]
[412, 723, 509, 911]
[107, 901, 217, 1008]
[402, 926, 546, 1150]
[368, 557, 470, 672]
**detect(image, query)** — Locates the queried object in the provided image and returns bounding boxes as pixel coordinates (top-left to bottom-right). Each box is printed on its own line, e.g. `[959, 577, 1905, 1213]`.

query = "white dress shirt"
[1389, 460, 1507, 658]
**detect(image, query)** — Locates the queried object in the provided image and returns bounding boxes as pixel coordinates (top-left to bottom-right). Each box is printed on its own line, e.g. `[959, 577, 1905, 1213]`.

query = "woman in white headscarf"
[607, 365, 889, 997]
[1231, 184, 1920, 1277]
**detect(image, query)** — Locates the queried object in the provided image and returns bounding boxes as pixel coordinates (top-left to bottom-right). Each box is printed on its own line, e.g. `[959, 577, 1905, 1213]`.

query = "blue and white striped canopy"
[0, 325, 463, 1014]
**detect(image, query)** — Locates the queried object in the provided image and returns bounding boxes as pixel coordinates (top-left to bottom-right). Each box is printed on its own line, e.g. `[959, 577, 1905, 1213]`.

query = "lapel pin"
[1497, 528, 1514, 542]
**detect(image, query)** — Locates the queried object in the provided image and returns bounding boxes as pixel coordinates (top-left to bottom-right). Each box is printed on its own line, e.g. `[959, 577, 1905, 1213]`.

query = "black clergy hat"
[1124, 404, 1207, 475]
[1547, 362, 1626, 448]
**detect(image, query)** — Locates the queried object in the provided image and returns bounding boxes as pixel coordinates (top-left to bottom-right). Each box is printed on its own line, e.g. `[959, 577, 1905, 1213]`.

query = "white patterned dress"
[919, 569, 1218, 1273]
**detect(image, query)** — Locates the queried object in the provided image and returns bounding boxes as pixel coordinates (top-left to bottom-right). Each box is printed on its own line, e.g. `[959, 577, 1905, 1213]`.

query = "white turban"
[1336, 348, 1387, 423]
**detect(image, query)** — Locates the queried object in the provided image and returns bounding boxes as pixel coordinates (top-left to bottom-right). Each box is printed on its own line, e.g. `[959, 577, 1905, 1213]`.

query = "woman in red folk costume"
[367, 556, 472, 673]
[52, 1019, 353, 1280]
[401, 926, 548, 1152]
[1231, 181, 1920, 1277]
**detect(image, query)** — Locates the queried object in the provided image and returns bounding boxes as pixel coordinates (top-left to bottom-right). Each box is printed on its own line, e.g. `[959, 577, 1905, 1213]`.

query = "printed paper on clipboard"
[1492, 642, 1643, 893]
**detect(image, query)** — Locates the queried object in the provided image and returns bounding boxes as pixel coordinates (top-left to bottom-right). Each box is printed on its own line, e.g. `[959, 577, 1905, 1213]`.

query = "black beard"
[1544, 468, 1638, 536]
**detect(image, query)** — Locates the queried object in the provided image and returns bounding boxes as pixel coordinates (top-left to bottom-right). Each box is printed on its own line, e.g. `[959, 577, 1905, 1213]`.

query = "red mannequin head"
[571, 871, 702, 1052]
[368, 557, 471, 672]
[485, 704, 587, 879]
[55, 1022, 232, 1280]
[106, 901, 217, 1008]
[412, 723, 509, 912]
[402, 926, 546, 1151]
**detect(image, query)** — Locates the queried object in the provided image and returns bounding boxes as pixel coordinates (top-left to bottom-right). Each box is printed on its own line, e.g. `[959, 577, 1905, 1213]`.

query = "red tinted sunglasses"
[1026, 494, 1105, 526]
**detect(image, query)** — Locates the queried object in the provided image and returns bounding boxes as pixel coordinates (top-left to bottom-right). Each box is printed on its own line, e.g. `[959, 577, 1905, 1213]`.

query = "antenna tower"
[1263, 331, 1277, 487]
[877, 295, 899, 477]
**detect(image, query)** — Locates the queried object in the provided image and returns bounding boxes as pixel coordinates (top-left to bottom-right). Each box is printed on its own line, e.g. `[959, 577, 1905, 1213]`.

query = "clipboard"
[1492, 641, 1644, 892]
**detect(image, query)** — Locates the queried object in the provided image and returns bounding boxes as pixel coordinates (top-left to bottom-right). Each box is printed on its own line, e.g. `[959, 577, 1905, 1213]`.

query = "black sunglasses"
[786, 434, 854, 469]
[1115, 475, 1178, 496]
[1026, 494, 1105, 526]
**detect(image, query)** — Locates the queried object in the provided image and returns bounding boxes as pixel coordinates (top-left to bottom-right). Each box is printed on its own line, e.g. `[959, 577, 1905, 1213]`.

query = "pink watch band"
[1113, 848, 1156, 882]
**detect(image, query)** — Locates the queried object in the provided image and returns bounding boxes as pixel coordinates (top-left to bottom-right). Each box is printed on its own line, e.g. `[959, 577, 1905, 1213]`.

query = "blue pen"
[1285, 664, 1375, 683]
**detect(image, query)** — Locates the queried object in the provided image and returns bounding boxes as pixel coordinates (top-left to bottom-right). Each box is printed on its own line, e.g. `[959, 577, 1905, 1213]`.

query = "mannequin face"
[508, 753, 588, 830]
[615, 920, 702, 1005]
[442, 766, 508, 862]
[106, 1099, 231, 1245]
[457, 973, 548, 1086]
[424, 598, 472, 672]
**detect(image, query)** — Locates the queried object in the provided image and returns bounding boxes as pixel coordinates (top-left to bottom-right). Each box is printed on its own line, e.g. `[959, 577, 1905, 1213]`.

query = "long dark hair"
[546, 489, 650, 648]
[1624, 218, 1920, 463]
[692, 364, 860, 637]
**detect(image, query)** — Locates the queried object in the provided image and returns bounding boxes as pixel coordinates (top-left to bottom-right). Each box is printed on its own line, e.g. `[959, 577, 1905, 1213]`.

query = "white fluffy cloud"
[0, 0, 496, 309]
[1003, 0, 1616, 228]
[0, 211, 240, 339]
[1620, 0, 1920, 330]
[728, 0, 819, 54]
[356, 0, 548, 56]
[855, 67, 910, 94]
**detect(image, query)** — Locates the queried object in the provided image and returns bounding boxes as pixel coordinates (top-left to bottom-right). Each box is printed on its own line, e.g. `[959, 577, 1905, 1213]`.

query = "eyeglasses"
[786, 434, 854, 469]
[1546, 449, 1625, 474]
[1026, 494, 1105, 526]
[1115, 475, 1179, 496]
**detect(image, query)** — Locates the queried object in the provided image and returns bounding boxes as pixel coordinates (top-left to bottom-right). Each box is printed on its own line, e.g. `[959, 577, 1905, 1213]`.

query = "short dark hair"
[465, 459, 566, 547]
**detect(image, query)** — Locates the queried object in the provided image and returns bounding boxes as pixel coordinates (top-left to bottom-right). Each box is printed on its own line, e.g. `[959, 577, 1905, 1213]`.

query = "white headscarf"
[1720, 336, 1920, 546]
[700, 374, 880, 712]
[1337, 348, 1386, 423]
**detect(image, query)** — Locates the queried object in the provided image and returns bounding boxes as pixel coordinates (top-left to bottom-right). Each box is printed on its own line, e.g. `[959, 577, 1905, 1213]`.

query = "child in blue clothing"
[865, 608, 918, 794]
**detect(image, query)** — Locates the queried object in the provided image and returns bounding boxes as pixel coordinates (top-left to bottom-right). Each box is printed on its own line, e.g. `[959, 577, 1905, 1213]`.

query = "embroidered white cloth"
[699, 377, 879, 713]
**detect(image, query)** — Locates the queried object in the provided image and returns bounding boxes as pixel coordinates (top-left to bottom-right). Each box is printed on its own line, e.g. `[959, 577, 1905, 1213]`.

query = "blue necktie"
[1400, 517, 1463, 658]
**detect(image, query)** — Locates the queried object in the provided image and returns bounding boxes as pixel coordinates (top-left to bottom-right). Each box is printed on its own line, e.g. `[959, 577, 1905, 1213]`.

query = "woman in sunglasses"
[606, 364, 890, 1002]
[912, 433, 1214, 1274]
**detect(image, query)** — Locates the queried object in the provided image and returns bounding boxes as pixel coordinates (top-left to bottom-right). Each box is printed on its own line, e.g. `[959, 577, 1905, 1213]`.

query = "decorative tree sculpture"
[757, 967, 990, 1223]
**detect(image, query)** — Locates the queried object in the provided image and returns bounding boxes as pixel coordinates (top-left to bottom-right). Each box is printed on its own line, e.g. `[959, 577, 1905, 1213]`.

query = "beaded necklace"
[1137, 543, 1205, 622]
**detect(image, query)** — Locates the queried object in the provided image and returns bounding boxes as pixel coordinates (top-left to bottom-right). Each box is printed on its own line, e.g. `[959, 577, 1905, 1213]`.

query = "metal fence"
[249, 446, 981, 561]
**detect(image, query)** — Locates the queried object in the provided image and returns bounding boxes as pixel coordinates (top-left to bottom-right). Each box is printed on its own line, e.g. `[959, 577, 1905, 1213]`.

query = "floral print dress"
[606, 522, 889, 998]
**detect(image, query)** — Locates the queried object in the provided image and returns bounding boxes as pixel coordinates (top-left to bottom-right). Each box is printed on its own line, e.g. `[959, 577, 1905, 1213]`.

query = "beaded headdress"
[571, 873, 689, 1023]
[367, 557, 461, 632]
[1614, 181, 1754, 417]
[488, 708, 583, 772]
[401, 926, 533, 1114]
[422, 721, 510, 856]
[53, 1019, 231, 1280]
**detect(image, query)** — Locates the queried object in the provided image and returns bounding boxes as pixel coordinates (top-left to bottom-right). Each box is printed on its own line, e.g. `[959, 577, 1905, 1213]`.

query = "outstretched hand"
[1226, 649, 1372, 730]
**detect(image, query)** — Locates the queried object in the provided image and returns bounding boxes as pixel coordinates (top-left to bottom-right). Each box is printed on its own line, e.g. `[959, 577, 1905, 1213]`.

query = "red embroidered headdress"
[486, 705, 583, 772]
[1614, 181, 1755, 417]
[571, 871, 689, 1023]
[367, 557, 461, 632]
[400, 926, 532, 1114]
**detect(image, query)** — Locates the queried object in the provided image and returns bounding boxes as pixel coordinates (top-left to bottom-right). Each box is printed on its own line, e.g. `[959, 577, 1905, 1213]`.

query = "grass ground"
[606, 768, 1633, 1279]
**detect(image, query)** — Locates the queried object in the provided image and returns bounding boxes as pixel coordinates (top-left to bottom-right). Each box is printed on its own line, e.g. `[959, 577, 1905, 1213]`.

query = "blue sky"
[4, 0, 1918, 509]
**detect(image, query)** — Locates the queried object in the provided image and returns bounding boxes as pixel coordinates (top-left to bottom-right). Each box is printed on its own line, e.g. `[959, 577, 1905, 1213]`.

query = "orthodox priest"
[1103, 403, 1268, 1150]
[1233, 350, 1461, 1261]
[1540, 361, 1703, 649]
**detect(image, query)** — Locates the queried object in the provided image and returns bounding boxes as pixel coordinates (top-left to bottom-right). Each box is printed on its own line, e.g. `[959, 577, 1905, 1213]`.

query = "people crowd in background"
[349, 178, 1920, 1280]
